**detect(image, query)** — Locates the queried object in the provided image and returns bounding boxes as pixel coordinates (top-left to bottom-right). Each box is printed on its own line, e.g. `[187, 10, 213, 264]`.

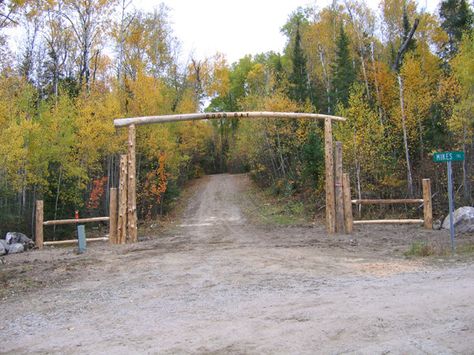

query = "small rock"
[0, 241, 6, 256]
[8, 243, 24, 254]
[432, 219, 442, 230]
[442, 206, 474, 233]
[349, 239, 358, 246]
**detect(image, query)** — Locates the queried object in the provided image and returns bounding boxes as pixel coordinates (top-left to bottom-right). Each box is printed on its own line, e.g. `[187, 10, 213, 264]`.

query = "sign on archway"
[113, 111, 346, 242]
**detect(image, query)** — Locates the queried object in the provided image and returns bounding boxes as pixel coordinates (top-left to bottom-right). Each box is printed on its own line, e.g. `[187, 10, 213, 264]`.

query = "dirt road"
[1, 174, 473, 354]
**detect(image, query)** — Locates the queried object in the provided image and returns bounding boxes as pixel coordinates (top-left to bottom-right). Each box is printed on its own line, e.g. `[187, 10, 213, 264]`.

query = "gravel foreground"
[1, 174, 473, 354]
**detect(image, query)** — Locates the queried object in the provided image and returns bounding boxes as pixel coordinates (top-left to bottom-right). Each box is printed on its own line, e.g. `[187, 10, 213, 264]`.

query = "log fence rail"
[35, 188, 118, 248]
[344, 178, 433, 230]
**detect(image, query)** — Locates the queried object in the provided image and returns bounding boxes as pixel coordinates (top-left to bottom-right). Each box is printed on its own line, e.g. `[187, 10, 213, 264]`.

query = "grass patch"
[242, 183, 313, 226]
[456, 243, 474, 255]
[404, 241, 435, 257]
[404, 241, 474, 258]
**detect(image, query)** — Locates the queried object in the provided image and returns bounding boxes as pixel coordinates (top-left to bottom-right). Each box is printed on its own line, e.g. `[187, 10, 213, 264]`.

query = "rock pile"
[0, 232, 35, 255]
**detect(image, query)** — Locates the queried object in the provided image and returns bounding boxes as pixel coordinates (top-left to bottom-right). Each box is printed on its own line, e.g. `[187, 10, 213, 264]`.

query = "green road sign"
[433, 151, 464, 163]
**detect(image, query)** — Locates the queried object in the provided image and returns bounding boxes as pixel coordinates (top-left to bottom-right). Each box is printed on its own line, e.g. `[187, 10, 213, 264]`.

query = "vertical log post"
[342, 173, 353, 234]
[109, 188, 118, 244]
[127, 124, 138, 243]
[324, 118, 336, 234]
[422, 178, 433, 230]
[118, 154, 128, 244]
[335, 142, 344, 233]
[35, 200, 44, 249]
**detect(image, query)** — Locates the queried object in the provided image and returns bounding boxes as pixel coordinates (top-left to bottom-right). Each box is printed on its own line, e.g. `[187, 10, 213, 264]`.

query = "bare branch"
[392, 18, 419, 72]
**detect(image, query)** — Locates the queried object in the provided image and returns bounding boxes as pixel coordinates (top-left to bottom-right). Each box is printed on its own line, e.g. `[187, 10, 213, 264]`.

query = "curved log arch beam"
[113, 111, 346, 127]
[114, 112, 346, 235]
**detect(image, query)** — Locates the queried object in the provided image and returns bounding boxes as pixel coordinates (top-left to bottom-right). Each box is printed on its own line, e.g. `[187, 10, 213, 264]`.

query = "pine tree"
[440, 0, 474, 58]
[288, 22, 310, 104]
[331, 24, 356, 110]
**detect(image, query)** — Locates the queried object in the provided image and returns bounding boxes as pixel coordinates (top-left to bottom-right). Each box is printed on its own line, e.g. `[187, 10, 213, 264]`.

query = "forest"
[0, 0, 472, 239]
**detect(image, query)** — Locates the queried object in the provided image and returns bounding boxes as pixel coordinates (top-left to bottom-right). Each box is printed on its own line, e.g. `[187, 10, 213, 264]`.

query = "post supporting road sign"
[447, 161, 455, 253]
[433, 151, 464, 253]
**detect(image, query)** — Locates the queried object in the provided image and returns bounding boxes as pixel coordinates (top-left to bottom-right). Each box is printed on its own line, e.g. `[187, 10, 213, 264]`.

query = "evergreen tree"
[272, 54, 285, 92]
[330, 24, 356, 110]
[440, 0, 474, 58]
[288, 22, 310, 104]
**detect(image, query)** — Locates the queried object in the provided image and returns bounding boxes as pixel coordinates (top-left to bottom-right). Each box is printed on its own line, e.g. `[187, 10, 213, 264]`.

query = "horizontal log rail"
[43, 216, 110, 226]
[43, 237, 109, 246]
[352, 199, 423, 205]
[114, 111, 346, 127]
[354, 219, 424, 225]
[348, 179, 432, 230]
[35, 189, 118, 248]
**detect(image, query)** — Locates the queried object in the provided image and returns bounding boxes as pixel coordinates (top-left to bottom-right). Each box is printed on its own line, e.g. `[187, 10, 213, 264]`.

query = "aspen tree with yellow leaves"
[0, 0, 472, 236]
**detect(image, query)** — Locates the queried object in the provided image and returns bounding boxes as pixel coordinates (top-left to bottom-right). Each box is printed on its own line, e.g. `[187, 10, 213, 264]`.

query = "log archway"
[113, 112, 346, 242]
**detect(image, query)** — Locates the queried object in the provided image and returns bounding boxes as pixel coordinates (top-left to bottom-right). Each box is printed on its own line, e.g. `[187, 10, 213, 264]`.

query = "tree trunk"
[318, 46, 331, 114]
[398, 75, 414, 197]
[53, 167, 63, 238]
[462, 125, 472, 204]
[370, 42, 384, 123]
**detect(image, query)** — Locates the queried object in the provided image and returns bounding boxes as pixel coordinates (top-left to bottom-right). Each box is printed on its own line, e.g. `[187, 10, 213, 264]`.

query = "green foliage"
[440, 0, 474, 57]
[288, 22, 310, 104]
[301, 129, 324, 187]
[330, 25, 356, 111]
[404, 241, 435, 257]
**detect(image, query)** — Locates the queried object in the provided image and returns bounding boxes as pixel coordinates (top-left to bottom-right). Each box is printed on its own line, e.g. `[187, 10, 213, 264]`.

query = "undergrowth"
[405, 240, 474, 258]
[404, 241, 436, 257]
[242, 182, 314, 225]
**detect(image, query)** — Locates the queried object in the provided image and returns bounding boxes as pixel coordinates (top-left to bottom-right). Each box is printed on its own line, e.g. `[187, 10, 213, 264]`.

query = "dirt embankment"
[1, 174, 473, 354]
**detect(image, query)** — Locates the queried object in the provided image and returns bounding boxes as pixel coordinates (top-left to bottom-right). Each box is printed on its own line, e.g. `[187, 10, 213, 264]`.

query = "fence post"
[335, 142, 345, 233]
[127, 124, 138, 243]
[109, 188, 118, 244]
[35, 200, 44, 249]
[324, 118, 336, 234]
[343, 173, 353, 234]
[422, 178, 433, 229]
[118, 154, 128, 244]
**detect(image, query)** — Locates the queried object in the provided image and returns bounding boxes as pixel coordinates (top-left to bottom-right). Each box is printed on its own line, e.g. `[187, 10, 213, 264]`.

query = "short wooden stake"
[109, 188, 118, 244]
[118, 154, 128, 244]
[127, 124, 138, 243]
[422, 178, 433, 230]
[35, 200, 44, 249]
[324, 118, 336, 234]
[335, 142, 344, 233]
[343, 173, 353, 234]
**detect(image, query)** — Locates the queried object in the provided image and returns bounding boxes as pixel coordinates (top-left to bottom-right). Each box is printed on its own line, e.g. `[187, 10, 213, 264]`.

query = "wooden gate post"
[324, 118, 336, 234]
[35, 200, 44, 249]
[342, 173, 353, 234]
[109, 188, 118, 244]
[422, 178, 433, 229]
[127, 124, 138, 243]
[118, 154, 128, 244]
[335, 142, 344, 233]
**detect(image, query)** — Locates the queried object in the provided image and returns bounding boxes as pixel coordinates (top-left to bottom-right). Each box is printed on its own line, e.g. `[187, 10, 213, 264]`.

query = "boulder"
[442, 206, 474, 234]
[8, 243, 24, 254]
[0, 241, 6, 256]
[0, 239, 8, 252]
[5, 232, 34, 249]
